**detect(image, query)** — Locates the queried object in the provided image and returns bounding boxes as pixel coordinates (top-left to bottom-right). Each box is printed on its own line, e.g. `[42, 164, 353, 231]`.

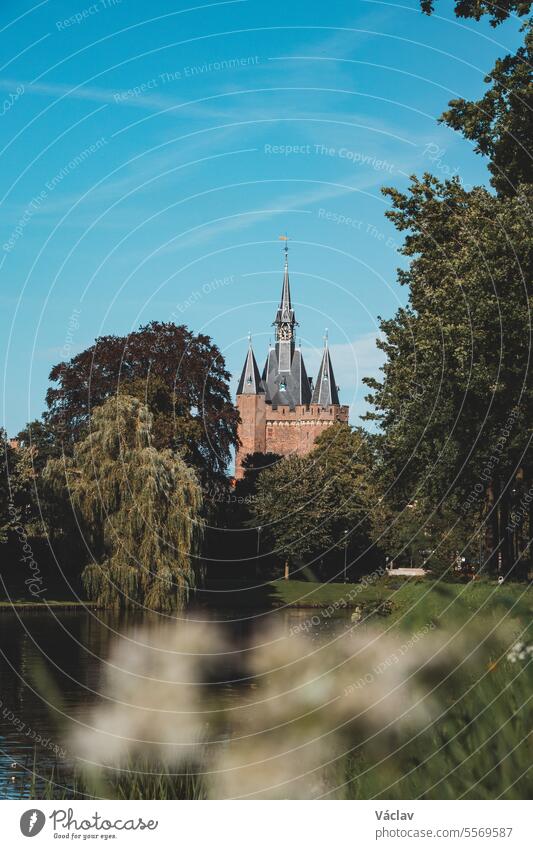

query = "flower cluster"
[507, 642, 533, 664]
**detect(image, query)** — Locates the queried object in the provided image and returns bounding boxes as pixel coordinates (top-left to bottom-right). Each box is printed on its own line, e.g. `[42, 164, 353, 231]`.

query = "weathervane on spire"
[279, 233, 289, 264]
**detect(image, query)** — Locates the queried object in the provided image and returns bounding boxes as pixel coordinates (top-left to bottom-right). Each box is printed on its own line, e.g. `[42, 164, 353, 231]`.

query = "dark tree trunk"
[499, 483, 512, 575]
[485, 478, 500, 574]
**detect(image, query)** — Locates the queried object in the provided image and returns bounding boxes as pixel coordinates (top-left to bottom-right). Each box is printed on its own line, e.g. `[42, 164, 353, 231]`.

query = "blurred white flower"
[70, 616, 498, 798]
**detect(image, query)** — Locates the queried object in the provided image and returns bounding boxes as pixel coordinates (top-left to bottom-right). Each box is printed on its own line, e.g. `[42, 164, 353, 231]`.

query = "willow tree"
[45, 395, 203, 611]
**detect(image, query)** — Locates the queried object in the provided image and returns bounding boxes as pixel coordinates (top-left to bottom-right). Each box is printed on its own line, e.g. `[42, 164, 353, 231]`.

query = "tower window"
[279, 379, 287, 391]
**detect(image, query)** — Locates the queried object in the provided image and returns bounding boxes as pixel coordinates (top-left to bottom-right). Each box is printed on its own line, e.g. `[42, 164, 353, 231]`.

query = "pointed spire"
[275, 240, 296, 328]
[311, 331, 340, 406]
[273, 238, 298, 372]
[280, 243, 291, 314]
[237, 336, 264, 395]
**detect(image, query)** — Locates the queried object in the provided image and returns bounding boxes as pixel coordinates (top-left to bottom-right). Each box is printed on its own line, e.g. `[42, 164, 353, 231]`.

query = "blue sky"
[0, 0, 523, 434]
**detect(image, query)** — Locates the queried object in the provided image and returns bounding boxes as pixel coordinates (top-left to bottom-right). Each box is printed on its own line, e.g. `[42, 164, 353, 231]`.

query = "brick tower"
[235, 245, 349, 478]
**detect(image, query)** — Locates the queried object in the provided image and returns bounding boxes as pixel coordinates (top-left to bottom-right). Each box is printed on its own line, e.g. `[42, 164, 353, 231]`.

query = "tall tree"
[45, 395, 203, 611]
[365, 177, 532, 574]
[365, 8, 533, 578]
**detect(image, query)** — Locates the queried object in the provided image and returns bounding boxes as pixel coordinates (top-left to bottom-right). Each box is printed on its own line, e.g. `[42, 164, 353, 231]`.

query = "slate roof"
[311, 339, 340, 406]
[236, 341, 264, 394]
[261, 346, 312, 408]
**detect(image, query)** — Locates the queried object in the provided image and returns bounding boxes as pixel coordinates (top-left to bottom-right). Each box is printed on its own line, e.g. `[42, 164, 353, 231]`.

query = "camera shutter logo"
[20, 809, 46, 837]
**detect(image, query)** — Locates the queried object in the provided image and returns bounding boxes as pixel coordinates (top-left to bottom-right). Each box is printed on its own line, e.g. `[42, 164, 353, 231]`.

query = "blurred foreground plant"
[55, 590, 531, 800]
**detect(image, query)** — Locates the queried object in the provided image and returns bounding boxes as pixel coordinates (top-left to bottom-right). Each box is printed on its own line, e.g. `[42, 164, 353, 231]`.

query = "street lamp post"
[343, 529, 348, 583]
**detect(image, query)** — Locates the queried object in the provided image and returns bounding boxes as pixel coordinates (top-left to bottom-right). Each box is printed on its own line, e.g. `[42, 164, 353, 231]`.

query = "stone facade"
[235, 248, 349, 478]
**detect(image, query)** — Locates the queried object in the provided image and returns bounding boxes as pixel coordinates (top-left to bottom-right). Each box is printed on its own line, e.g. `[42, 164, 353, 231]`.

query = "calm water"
[0, 606, 351, 797]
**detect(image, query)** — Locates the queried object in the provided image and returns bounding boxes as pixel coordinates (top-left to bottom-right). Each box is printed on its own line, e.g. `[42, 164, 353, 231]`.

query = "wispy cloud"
[0, 77, 178, 110]
[160, 173, 388, 254]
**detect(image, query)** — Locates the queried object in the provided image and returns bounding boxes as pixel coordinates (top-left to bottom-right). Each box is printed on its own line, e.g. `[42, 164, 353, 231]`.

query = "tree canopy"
[45, 321, 238, 490]
[250, 425, 376, 576]
[440, 23, 533, 195]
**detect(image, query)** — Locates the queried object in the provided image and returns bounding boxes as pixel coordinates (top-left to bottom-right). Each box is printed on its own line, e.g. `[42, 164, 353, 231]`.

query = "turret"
[235, 336, 266, 478]
[236, 335, 264, 395]
[311, 331, 340, 407]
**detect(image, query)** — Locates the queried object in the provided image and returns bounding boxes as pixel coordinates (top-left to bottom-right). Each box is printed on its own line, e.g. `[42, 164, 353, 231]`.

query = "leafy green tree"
[251, 425, 376, 576]
[440, 23, 533, 195]
[311, 424, 374, 555]
[366, 176, 532, 575]
[0, 431, 41, 539]
[365, 13, 533, 577]
[251, 454, 331, 569]
[16, 419, 61, 473]
[45, 395, 203, 611]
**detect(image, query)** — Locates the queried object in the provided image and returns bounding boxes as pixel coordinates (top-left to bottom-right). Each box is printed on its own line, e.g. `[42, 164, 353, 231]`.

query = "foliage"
[365, 175, 533, 575]
[18, 757, 206, 801]
[346, 586, 532, 800]
[251, 453, 332, 565]
[16, 419, 62, 474]
[10, 420, 71, 540]
[0, 431, 16, 543]
[44, 395, 203, 611]
[250, 425, 376, 573]
[440, 22, 533, 195]
[0, 430, 40, 542]
[311, 424, 374, 551]
[238, 451, 282, 492]
[231, 451, 282, 533]
[419, 0, 531, 26]
[45, 321, 238, 490]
